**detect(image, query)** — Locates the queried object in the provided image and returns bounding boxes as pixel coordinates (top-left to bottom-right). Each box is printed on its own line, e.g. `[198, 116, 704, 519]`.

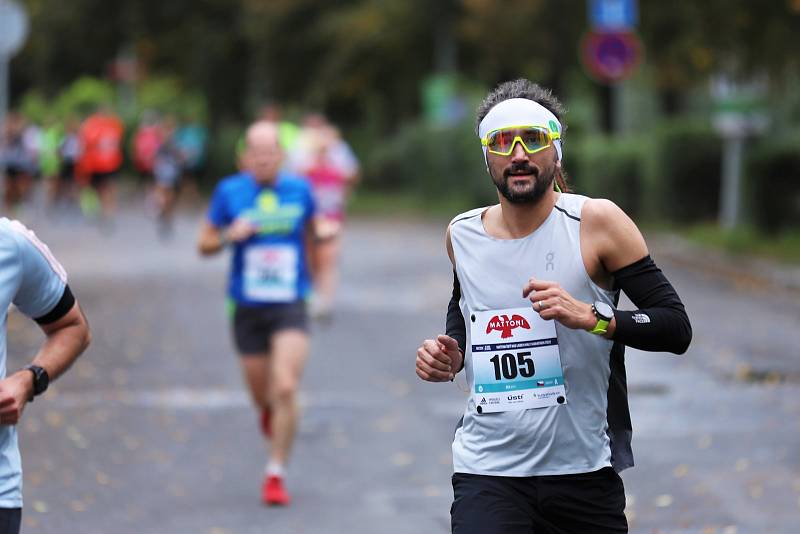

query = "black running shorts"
[90, 170, 117, 189]
[451, 467, 628, 534]
[232, 301, 308, 355]
[0, 508, 21, 534]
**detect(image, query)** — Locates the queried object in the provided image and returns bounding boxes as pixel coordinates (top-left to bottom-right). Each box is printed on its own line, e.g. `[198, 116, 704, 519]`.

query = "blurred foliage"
[205, 120, 243, 183]
[651, 119, 723, 223]
[364, 117, 494, 207]
[12, 0, 800, 125]
[569, 136, 649, 219]
[136, 77, 208, 122]
[8, 0, 800, 235]
[747, 132, 800, 233]
[52, 77, 115, 118]
[18, 90, 50, 123]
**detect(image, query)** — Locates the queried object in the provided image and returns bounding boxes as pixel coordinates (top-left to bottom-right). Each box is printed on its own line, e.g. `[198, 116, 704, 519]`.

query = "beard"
[491, 160, 556, 204]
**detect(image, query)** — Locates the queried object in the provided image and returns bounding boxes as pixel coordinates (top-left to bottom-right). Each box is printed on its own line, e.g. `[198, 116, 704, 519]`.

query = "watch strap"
[588, 303, 610, 335]
[588, 318, 610, 335]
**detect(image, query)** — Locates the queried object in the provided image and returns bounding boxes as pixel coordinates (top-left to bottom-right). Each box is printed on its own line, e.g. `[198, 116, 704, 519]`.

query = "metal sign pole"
[719, 135, 744, 231]
[0, 0, 31, 205]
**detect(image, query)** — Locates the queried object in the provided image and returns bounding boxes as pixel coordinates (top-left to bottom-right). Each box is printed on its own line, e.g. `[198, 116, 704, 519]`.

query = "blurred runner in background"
[289, 114, 359, 319]
[173, 113, 209, 204]
[198, 121, 320, 507]
[132, 110, 164, 180]
[152, 116, 183, 238]
[49, 116, 82, 210]
[1, 112, 38, 215]
[77, 106, 124, 224]
[39, 117, 63, 206]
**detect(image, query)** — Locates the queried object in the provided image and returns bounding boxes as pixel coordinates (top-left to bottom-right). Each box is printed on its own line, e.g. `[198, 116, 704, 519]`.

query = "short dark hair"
[476, 79, 566, 137]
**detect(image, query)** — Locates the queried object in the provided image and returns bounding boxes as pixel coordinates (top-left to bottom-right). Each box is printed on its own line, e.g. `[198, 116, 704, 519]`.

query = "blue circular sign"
[581, 30, 642, 84]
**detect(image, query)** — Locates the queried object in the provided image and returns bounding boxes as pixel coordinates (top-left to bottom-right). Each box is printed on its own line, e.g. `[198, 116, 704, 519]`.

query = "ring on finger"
[538, 300, 547, 310]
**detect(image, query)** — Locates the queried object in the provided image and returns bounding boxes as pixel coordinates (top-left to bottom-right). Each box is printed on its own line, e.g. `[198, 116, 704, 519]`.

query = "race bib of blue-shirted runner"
[243, 244, 298, 302]
[470, 306, 566, 414]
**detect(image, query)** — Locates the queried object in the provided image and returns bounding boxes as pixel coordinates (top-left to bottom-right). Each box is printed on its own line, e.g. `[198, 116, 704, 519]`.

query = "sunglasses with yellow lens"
[481, 125, 560, 156]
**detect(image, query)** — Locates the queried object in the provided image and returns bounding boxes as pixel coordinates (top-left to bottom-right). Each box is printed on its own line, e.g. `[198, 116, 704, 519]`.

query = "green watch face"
[594, 301, 614, 321]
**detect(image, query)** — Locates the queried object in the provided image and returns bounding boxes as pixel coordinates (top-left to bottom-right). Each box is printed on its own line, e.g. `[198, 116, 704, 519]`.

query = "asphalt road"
[6, 206, 800, 534]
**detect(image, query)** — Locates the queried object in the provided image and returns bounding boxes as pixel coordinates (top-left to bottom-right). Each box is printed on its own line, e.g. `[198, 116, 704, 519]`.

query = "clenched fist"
[416, 335, 463, 382]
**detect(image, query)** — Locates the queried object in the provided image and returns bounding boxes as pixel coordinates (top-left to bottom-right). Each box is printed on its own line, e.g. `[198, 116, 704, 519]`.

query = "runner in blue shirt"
[0, 218, 91, 533]
[198, 121, 320, 506]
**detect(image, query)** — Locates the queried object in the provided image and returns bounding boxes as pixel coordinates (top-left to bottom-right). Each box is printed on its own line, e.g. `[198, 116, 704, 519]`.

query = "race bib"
[470, 306, 566, 414]
[243, 244, 298, 302]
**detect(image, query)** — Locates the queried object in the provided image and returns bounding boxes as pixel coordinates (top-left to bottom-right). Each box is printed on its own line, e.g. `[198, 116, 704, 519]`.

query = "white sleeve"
[10, 221, 68, 319]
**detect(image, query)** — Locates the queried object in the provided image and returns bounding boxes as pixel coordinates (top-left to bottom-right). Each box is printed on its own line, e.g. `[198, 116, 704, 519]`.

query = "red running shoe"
[262, 475, 290, 506]
[260, 408, 272, 439]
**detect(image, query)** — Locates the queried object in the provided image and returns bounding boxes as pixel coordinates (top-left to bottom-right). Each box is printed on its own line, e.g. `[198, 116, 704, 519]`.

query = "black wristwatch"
[23, 365, 49, 401]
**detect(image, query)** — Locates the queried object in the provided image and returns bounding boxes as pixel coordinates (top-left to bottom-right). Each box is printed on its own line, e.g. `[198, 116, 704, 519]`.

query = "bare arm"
[523, 199, 649, 338]
[198, 218, 258, 256]
[524, 199, 691, 353]
[583, 198, 649, 274]
[0, 301, 91, 424]
[197, 221, 227, 256]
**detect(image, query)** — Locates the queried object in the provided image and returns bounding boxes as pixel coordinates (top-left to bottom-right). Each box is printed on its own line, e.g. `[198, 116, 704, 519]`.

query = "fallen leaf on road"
[654, 494, 673, 507]
[388, 380, 410, 397]
[673, 464, 689, 478]
[748, 484, 763, 499]
[66, 426, 88, 449]
[423, 486, 441, 497]
[44, 411, 63, 428]
[374, 416, 399, 433]
[22, 417, 41, 434]
[123, 436, 141, 451]
[735, 458, 749, 471]
[391, 452, 414, 467]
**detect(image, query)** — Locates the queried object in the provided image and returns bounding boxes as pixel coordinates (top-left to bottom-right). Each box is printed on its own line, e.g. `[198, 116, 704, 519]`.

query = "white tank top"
[450, 193, 630, 476]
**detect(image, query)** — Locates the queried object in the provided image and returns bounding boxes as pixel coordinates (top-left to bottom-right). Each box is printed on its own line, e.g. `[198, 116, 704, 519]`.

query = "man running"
[198, 121, 318, 506]
[77, 106, 124, 223]
[0, 218, 91, 533]
[415, 79, 692, 533]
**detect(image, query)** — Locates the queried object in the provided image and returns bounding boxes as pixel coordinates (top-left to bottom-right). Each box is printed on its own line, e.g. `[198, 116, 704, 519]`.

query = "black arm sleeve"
[34, 284, 75, 325]
[445, 270, 467, 370]
[611, 255, 692, 354]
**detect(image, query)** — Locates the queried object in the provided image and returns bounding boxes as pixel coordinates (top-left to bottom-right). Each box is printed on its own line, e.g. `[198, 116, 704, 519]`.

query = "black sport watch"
[23, 365, 49, 401]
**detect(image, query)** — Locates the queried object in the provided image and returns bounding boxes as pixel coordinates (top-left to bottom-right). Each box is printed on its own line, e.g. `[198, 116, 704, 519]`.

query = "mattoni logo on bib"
[485, 314, 531, 339]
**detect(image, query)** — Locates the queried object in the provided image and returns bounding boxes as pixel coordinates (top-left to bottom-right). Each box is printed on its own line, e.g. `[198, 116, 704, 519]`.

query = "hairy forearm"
[34, 308, 91, 381]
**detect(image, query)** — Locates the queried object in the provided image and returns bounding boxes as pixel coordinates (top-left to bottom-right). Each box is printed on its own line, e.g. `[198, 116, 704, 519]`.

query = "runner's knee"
[271, 379, 298, 405]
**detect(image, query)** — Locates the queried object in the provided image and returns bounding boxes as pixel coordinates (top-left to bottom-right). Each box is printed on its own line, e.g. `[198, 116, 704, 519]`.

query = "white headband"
[478, 98, 563, 161]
